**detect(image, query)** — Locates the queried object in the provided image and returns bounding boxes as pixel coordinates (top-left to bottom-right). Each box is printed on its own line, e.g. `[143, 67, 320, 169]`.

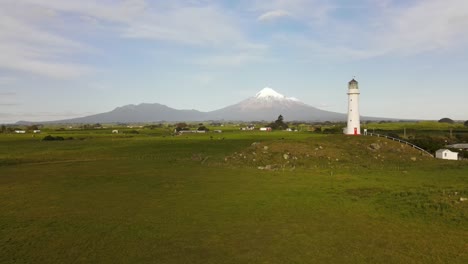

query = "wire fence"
[366, 132, 434, 158]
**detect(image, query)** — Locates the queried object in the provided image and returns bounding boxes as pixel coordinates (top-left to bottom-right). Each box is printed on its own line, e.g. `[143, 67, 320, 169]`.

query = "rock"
[283, 154, 289, 160]
[263, 146, 269, 150]
[257, 166, 265, 170]
[251, 142, 260, 146]
[410, 157, 417, 161]
[369, 143, 381, 150]
[265, 165, 272, 170]
[460, 197, 467, 202]
[319, 146, 323, 150]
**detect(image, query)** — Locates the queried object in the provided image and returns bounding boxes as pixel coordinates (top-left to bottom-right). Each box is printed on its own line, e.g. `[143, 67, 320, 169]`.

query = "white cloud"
[373, 0, 468, 56]
[0, 2, 94, 79]
[196, 53, 265, 67]
[266, 0, 468, 60]
[251, 0, 334, 24]
[257, 10, 291, 21]
[0, 0, 263, 79]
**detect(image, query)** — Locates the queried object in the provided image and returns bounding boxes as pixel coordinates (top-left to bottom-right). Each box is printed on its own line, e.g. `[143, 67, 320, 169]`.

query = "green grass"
[0, 131, 467, 263]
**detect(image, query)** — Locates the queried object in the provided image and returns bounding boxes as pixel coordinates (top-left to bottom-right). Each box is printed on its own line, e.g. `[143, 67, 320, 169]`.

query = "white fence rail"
[367, 133, 434, 158]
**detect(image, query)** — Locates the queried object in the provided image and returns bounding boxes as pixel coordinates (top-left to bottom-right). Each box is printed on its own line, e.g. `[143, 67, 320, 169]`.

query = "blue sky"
[1, 0, 467, 123]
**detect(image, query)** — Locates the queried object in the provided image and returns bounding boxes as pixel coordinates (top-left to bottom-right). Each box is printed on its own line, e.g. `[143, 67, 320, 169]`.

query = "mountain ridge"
[17, 87, 387, 124]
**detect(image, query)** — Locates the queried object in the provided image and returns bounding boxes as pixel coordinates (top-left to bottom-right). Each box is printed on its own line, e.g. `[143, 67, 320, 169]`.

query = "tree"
[197, 126, 208, 131]
[175, 122, 188, 132]
[464, 120, 468, 127]
[27, 125, 39, 131]
[1, 125, 5, 133]
[438, 118, 454, 124]
[268, 114, 288, 130]
[277, 115, 284, 123]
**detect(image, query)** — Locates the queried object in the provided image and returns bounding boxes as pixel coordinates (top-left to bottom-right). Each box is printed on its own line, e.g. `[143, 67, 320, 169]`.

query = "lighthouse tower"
[345, 78, 361, 135]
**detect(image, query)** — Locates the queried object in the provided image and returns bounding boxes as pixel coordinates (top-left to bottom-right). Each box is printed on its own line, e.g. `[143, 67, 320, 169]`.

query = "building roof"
[348, 79, 358, 84]
[446, 144, 468, 149]
[436, 149, 457, 153]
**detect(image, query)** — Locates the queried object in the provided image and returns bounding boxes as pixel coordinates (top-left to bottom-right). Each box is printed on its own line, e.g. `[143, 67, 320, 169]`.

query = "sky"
[1, 0, 467, 123]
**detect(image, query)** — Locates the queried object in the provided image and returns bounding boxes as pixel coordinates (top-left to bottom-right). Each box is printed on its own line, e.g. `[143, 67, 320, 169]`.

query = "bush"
[464, 120, 468, 127]
[438, 118, 454, 124]
[408, 136, 446, 153]
[42, 135, 65, 141]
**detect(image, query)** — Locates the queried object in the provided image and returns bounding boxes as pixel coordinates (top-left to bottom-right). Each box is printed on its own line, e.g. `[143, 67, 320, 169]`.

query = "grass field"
[0, 129, 467, 263]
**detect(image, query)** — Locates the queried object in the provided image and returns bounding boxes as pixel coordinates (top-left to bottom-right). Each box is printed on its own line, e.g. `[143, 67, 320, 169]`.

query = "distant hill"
[18, 87, 388, 124]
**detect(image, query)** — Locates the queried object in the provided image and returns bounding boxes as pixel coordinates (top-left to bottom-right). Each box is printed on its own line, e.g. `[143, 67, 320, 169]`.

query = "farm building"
[14, 130, 26, 134]
[259, 127, 272, 132]
[446, 144, 468, 150]
[33, 130, 41, 134]
[435, 149, 459, 160]
[241, 125, 255, 131]
[112, 130, 119, 134]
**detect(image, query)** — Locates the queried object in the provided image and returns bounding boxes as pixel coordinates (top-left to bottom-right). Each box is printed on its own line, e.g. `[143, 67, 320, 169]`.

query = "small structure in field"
[33, 130, 41, 134]
[241, 125, 255, 131]
[446, 144, 468, 150]
[214, 130, 222, 133]
[259, 127, 272, 132]
[435, 149, 459, 160]
[178, 130, 197, 135]
[112, 130, 119, 134]
[14, 130, 26, 134]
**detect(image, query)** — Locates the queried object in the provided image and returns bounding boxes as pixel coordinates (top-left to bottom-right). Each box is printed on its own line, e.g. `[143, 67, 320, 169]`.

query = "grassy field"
[0, 129, 467, 263]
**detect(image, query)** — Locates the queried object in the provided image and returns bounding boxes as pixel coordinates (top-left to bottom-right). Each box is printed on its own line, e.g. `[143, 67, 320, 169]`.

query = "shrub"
[42, 135, 65, 141]
[438, 118, 454, 124]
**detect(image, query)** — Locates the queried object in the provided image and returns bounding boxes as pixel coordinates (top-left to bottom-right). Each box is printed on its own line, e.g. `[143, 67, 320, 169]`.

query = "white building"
[259, 127, 272, 132]
[112, 130, 119, 134]
[344, 79, 361, 135]
[14, 130, 26, 134]
[435, 149, 459, 160]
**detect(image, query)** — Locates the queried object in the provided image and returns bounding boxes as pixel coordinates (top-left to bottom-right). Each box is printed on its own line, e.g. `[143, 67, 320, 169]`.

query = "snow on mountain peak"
[255, 87, 286, 99]
[254, 87, 301, 103]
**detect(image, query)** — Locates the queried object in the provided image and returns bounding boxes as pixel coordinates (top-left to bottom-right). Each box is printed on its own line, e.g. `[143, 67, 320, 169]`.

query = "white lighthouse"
[345, 78, 361, 135]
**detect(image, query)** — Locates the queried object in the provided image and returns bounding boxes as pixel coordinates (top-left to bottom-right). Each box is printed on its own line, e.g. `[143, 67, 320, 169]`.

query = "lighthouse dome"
[348, 78, 359, 89]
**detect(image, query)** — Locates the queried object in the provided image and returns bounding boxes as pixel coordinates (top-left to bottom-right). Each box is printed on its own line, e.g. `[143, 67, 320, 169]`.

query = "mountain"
[47, 103, 206, 123]
[206, 87, 345, 121]
[20, 87, 383, 124]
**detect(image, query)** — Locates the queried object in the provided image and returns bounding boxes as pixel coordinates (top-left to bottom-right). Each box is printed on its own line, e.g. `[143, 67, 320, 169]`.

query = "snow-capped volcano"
[206, 87, 346, 121]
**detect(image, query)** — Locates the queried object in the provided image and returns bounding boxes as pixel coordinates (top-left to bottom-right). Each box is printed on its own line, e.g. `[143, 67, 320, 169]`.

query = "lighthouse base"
[344, 127, 361, 135]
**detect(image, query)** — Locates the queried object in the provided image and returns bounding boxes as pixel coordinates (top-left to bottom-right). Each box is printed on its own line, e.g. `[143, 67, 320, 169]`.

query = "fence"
[366, 133, 434, 158]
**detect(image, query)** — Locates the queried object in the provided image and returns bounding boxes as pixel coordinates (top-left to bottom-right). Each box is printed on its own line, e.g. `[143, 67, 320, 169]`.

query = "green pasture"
[0, 129, 467, 263]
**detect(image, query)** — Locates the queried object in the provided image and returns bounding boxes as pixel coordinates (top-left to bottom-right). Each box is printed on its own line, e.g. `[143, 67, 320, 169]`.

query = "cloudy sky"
[0, 0, 467, 123]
